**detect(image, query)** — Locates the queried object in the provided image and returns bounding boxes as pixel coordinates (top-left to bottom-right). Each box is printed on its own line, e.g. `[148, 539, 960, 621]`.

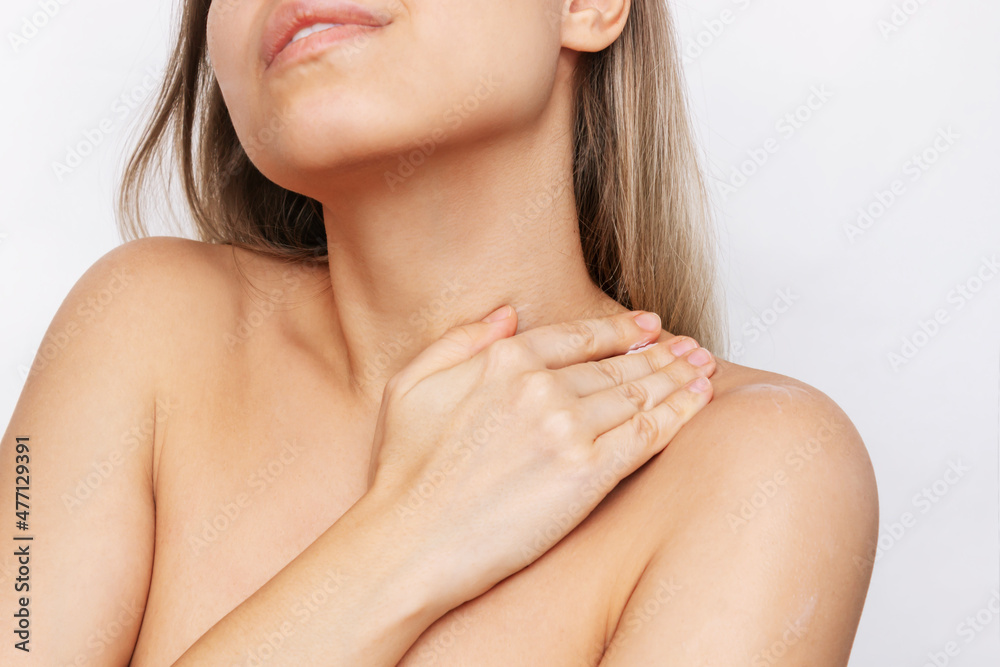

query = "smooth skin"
[0, 238, 877, 666]
[0, 0, 878, 664]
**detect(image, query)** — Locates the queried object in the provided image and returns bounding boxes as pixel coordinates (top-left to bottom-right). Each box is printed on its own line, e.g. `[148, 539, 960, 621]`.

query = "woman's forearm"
[170, 487, 455, 666]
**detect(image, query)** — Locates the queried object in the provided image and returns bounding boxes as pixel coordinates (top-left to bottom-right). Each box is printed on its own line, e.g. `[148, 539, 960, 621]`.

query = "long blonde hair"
[116, 0, 728, 355]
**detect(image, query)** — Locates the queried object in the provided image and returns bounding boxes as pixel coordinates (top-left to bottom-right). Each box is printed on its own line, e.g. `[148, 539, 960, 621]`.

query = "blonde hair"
[116, 0, 728, 355]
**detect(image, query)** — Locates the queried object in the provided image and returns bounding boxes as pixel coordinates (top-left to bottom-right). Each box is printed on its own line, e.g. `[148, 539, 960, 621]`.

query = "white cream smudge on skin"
[792, 593, 819, 634]
[625, 341, 658, 355]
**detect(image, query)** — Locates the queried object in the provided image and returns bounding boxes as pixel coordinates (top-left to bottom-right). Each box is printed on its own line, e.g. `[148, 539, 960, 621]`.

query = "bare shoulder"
[80, 236, 330, 360]
[78, 236, 241, 317]
[650, 355, 879, 547]
[26, 237, 223, 377]
[599, 355, 880, 664]
[684, 356, 876, 502]
[0, 236, 264, 666]
[89, 236, 264, 314]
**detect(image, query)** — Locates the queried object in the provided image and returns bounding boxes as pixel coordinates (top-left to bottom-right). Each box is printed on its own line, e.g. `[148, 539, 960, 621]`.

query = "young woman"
[0, 0, 879, 664]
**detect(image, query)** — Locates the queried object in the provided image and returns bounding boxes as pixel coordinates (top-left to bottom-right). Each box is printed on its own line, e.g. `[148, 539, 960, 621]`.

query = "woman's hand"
[364, 305, 716, 609]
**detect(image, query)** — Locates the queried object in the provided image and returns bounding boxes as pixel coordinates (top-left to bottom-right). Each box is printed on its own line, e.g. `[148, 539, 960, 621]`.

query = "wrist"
[349, 486, 462, 624]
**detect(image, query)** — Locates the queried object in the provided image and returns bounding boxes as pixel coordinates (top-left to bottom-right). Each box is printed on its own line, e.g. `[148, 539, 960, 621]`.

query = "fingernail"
[688, 348, 712, 367]
[633, 311, 660, 332]
[482, 305, 512, 323]
[689, 377, 711, 393]
[670, 338, 698, 356]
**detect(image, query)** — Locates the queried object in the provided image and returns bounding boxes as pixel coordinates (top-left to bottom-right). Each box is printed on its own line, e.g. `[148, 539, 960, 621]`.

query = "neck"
[309, 95, 626, 405]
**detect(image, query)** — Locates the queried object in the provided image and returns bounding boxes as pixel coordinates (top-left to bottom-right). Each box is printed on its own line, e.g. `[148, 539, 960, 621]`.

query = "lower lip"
[268, 23, 383, 70]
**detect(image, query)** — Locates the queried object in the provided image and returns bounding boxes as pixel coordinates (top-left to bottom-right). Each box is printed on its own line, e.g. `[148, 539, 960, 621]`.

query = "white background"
[1, 0, 998, 664]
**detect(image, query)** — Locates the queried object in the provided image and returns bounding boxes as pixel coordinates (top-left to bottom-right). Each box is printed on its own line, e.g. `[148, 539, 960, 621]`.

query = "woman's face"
[206, 0, 570, 193]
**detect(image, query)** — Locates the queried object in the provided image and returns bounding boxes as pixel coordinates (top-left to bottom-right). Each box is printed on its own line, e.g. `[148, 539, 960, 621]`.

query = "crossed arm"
[0, 237, 878, 665]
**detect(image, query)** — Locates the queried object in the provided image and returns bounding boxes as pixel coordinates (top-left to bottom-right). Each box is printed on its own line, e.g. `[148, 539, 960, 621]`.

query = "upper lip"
[261, 0, 390, 68]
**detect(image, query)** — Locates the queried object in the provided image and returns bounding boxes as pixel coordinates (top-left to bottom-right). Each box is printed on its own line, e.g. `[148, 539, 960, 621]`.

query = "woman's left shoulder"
[700, 356, 874, 472]
[591, 356, 880, 665]
[641, 354, 880, 549]
[593, 359, 880, 664]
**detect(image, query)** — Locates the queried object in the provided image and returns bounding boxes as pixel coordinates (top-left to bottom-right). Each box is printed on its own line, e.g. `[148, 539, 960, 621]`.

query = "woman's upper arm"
[0, 238, 179, 665]
[597, 381, 879, 666]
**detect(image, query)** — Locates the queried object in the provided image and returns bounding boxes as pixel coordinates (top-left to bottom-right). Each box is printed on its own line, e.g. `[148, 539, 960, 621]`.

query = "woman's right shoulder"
[80, 236, 269, 328]
[63, 236, 260, 375]
[77, 235, 332, 366]
[91, 234, 234, 307]
[86, 236, 242, 302]
[0, 236, 255, 665]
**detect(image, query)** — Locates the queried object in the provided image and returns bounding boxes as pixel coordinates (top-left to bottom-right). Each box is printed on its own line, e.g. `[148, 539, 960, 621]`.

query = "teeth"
[289, 22, 343, 45]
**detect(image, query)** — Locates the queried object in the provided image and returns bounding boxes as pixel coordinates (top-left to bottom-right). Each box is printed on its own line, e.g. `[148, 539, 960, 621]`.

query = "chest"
[131, 357, 619, 666]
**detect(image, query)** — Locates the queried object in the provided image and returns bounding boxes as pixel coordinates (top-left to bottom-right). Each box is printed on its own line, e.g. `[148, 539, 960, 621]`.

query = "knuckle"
[443, 323, 478, 346]
[563, 320, 600, 359]
[660, 396, 684, 422]
[632, 410, 662, 447]
[619, 381, 652, 410]
[645, 340, 674, 367]
[518, 368, 561, 403]
[591, 359, 625, 388]
[606, 314, 630, 343]
[659, 362, 691, 388]
[638, 349, 661, 374]
[484, 338, 533, 373]
[562, 444, 597, 474]
[541, 407, 579, 442]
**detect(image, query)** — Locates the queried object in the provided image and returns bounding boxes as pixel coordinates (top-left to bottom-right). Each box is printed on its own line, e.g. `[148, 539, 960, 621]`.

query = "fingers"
[389, 305, 518, 394]
[513, 310, 664, 370]
[576, 343, 716, 436]
[592, 372, 713, 480]
[556, 335, 709, 397]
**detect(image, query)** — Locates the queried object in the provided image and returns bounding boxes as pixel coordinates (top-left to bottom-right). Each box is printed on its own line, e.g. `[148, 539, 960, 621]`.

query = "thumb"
[391, 305, 518, 391]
